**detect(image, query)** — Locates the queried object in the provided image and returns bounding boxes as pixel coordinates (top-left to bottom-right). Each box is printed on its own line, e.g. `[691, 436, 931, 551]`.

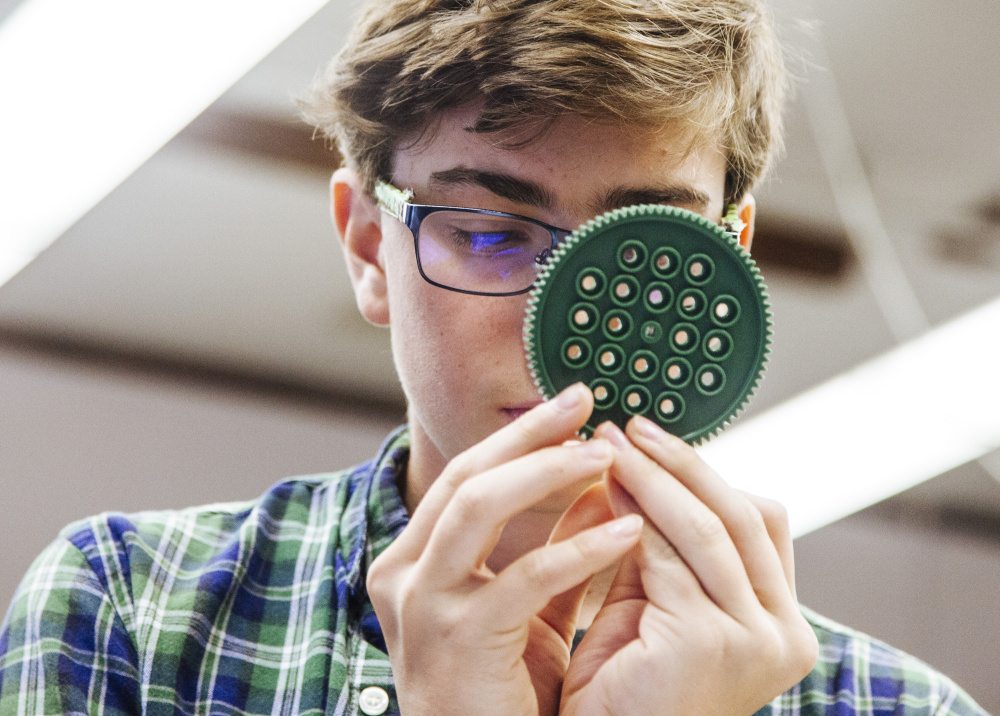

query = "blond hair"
[301, 0, 787, 205]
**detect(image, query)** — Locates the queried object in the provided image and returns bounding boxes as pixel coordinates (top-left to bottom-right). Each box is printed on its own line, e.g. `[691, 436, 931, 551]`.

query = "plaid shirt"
[0, 427, 988, 716]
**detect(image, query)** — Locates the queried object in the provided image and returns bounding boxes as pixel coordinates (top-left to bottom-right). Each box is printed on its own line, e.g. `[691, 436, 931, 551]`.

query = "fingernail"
[574, 438, 611, 460]
[606, 514, 643, 539]
[633, 415, 665, 441]
[603, 422, 630, 449]
[553, 383, 583, 411]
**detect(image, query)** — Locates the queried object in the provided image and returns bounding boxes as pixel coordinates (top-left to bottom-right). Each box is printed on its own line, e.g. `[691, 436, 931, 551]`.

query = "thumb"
[536, 483, 616, 644]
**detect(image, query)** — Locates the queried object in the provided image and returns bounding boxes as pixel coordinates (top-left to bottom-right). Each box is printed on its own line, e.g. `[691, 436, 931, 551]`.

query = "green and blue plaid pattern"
[0, 427, 988, 715]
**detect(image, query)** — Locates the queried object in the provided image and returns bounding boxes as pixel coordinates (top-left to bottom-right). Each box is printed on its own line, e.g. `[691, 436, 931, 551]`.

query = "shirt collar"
[339, 426, 411, 615]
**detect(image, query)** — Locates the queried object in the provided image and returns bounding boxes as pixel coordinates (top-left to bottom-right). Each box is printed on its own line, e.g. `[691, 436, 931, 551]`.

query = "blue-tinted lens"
[418, 210, 553, 293]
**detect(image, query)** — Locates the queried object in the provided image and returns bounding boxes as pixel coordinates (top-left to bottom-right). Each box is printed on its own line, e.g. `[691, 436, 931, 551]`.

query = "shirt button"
[359, 686, 389, 715]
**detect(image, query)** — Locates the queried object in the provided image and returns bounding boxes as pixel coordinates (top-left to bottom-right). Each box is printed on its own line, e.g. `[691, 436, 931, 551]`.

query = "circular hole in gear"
[589, 378, 619, 410]
[576, 268, 607, 299]
[640, 321, 663, 344]
[628, 350, 659, 383]
[567, 302, 599, 334]
[644, 282, 674, 314]
[670, 323, 699, 354]
[662, 357, 693, 388]
[695, 364, 726, 396]
[677, 288, 707, 320]
[651, 247, 681, 279]
[702, 330, 733, 362]
[684, 254, 715, 286]
[559, 337, 592, 368]
[620, 384, 652, 415]
[602, 310, 632, 341]
[710, 295, 741, 327]
[595, 344, 626, 375]
[610, 275, 640, 306]
[654, 391, 685, 423]
[617, 240, 648, 272]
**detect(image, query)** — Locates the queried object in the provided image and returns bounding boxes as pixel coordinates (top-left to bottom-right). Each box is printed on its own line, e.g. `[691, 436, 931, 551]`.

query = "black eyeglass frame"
[375, 180, 574, 297]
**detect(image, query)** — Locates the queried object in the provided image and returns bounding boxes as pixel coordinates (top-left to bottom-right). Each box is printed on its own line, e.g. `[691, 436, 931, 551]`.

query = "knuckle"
[759, 615, 819, 683]
[643, 530, 680, 563]
[687, 509, 729, 545]
[521, 550, 556, 587]
[756, 497, 789, 530]
[789, 618, 820, 675]
[736, 498, 771, 541]
[691, 617, 731, 659]
[432, 599, 468, 640]
[664, 438, 701, 471]
[450, 483, 492, 523]
[366, 553, 395, 605]
[566, 530, 606, 567]
[540, 445, 580, 478]
[753, 621, 786, 662]
[444, 450, 476, 483]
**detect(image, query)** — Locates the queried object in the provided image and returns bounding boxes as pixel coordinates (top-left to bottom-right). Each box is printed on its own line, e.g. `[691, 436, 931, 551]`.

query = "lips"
[501, 402, 543, 421]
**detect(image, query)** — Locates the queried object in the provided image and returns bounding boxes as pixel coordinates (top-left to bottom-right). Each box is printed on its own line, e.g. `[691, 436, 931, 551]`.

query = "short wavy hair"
[301, 0, 787, 206]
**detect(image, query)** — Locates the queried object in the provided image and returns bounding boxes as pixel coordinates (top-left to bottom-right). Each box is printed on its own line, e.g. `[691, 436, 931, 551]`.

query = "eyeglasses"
[374, 180, 748, 296]
[375, 180, 573, 296]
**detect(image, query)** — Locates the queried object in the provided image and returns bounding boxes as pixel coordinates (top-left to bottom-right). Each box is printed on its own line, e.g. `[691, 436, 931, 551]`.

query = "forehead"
[392, 105, 727, 218]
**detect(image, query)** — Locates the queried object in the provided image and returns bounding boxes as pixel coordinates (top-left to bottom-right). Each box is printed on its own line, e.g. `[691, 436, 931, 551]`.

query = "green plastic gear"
[524, 204, 772, 444]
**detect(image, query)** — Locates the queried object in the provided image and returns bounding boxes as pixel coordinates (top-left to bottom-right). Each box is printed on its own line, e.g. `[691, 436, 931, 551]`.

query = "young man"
[0, 0, 989, 714]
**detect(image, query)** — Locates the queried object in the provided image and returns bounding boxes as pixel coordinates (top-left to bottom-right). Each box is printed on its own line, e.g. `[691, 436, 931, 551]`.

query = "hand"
[366, 384, 644, 716]
[560, 416, 819, 716]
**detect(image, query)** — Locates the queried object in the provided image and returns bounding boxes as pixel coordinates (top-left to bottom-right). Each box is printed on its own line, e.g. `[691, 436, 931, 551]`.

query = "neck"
[402, 423, 447, 517]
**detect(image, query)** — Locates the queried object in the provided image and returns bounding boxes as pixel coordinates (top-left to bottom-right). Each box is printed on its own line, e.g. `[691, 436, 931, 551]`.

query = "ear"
[332, 167, 390, 326]
[736, 192, 756, 252]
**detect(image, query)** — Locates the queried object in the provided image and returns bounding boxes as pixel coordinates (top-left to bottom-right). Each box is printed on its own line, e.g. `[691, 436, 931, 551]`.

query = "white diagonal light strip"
[0, 0, 329, 288]
[698, 293, 1000, 538]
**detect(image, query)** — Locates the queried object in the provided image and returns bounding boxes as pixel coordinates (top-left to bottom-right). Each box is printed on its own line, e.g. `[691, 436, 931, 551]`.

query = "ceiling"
[0, 0, 998, 435]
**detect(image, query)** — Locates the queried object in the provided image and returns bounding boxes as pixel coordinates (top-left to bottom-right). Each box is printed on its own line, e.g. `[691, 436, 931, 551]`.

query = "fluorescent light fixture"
[699, 294, 1000, 538]
[0, 0, 329, 288]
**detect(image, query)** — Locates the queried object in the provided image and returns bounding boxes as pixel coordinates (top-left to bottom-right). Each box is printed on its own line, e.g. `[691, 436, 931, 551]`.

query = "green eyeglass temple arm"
[375, 181, 414, 223]
[721, 204, 747, 242]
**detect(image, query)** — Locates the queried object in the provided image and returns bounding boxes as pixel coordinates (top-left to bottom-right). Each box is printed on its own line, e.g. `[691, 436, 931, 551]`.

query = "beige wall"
[0, 344, 400, 607]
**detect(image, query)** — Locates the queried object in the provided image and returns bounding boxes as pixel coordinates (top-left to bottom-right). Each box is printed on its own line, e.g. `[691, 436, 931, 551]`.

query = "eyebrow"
[427, 167, 711, 216]
[598, 185, 711, 214]
[428, 168, 554, 209]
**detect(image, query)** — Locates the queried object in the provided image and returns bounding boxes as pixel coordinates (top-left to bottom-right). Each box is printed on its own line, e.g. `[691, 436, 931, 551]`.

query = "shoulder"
[6, 467, 363, 637]
[765, 606, 989, 716]
[65, 467, 366, 595]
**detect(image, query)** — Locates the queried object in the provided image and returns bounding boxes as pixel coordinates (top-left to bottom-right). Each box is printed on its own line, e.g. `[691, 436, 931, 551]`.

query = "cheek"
[386, 278, 529, 393]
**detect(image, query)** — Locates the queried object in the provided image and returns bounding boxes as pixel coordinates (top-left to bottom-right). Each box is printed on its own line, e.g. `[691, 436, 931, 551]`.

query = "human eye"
[437, 216, 535, 258]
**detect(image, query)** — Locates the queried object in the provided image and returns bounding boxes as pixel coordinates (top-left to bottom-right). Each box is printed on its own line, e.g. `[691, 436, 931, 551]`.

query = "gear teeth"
[524, 202, 773, 443]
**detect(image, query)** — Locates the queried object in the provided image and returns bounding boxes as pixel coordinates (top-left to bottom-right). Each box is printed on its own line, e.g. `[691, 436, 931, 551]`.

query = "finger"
[400, 383, 594, 558]
[623, 416, 796, 614]
[741, 492, 797, 601]
[485, 514, 644, 632]
[603, 477, 705, 607]
[604, 470, 642, 519]
[595, 421, 759, 620]
[421, 439, 614, 585]
[537, 484, 616, 644]
[549, 483, 615, 543]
